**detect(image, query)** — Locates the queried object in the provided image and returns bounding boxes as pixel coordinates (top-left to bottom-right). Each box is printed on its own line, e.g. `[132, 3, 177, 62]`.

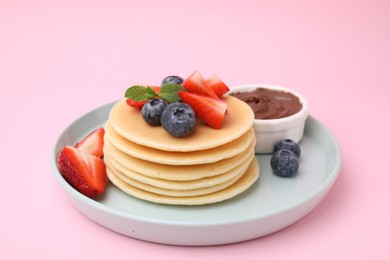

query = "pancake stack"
[103, 95, 259, 205]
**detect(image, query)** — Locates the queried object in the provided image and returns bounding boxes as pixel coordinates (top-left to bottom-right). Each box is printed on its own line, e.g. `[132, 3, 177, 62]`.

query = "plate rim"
[50, 100, 342, 227]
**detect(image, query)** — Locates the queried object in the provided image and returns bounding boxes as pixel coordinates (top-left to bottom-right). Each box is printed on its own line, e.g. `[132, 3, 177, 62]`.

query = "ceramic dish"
[50, 101, 341, 246]
[229, 84, 309, 154]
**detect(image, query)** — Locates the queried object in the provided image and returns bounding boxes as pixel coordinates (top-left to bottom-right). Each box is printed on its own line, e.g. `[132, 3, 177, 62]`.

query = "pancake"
[103, 136, 255, 181]
[105, 121, 255, 165]
[106, 160, 246, 197]
[106, 156, 259, 205]
[104, 149, 253, 190]
[108, 95, 254, 152]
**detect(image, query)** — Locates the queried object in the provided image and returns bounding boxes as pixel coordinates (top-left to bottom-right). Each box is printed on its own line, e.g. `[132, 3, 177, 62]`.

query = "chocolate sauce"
[230, 88, 302, 119]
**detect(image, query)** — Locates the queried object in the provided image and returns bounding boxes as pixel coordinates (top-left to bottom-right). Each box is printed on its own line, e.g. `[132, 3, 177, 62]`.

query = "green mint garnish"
[158, 84, 185, 103]
[124, 86, 158, 101]
[124, 84, 185, 103]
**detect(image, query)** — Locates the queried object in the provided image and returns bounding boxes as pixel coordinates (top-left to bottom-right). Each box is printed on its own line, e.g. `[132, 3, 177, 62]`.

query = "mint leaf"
[145, 87, 158, 99]
[159, 84, 185, 103]
[124, 84, 184, 103]
[124, 86, 157, 101]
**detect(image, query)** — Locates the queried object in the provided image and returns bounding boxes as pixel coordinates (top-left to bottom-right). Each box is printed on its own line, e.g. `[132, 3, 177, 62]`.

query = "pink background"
[1, 0, 389, 259]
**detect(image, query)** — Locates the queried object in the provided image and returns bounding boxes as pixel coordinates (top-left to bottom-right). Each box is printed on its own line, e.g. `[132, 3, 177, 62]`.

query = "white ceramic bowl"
[228, 84, 309, 154]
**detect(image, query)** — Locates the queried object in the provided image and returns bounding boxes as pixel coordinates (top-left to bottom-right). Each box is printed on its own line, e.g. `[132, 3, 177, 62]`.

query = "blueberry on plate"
[141, 99, 167, 126]
[161, 102, 196, 137]
[273, 139, 301, 158]
[161, 75, 184, 85]
[270, 150, 299, 177]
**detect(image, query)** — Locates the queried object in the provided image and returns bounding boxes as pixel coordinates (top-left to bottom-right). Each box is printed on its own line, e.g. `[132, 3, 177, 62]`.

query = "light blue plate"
[50, 101, 342, 246]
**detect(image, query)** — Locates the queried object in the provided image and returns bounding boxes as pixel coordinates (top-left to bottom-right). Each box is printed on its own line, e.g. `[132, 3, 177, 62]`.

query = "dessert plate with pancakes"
[51, 98, 341, 246]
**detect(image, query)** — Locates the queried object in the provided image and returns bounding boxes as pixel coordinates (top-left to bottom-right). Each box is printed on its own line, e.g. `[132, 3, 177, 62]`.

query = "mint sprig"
[158, 84, 185, 103]
[124, 84, 185, 103]
[124, 86, 157, 101]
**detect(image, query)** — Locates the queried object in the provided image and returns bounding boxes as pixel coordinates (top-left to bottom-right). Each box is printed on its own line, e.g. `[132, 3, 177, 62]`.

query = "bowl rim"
[228, 83, 309, 126]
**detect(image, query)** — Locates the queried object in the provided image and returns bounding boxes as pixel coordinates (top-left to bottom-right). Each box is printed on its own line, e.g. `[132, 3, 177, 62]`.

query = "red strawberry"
[205, 74, 230, 97]
[75, 127, 105, 158]
[58, 146, 107, 198]
[126, 99, 148, 110]
[178, 91, 227, 129]
[182, 71, 219, 99]
[126, 86, 160, 109]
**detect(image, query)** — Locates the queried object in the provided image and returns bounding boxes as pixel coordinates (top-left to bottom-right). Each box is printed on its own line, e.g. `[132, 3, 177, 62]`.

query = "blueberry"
[161, 75, 184, 85]
[273, 139, 301, 158]
[161, 102, 196, 137]
[270, 150, 299, 177]
[141, 99, 167, 126]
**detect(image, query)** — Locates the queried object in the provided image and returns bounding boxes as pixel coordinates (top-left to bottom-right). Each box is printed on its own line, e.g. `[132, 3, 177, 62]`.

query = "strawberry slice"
[126, 99, 148, 110]
[178, 91, 227, 129]
[205, 74, 230, 97]
[182, 71, 219, 99]
[126, 86, 160, 109]
[75, 127, 105, 158]
[58, 146, 107, 198]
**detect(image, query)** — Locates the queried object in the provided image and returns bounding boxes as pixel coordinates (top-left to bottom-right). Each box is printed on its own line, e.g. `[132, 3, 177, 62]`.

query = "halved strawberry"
[182, 71, 219, 99]
[178, 91, 227, 129]
[58, 146, 107, 198]
[126, 99, 148, 110]
[205, 74, 230, 97]
[75, 127, 105, 158]
[126, 86, 160, 109]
